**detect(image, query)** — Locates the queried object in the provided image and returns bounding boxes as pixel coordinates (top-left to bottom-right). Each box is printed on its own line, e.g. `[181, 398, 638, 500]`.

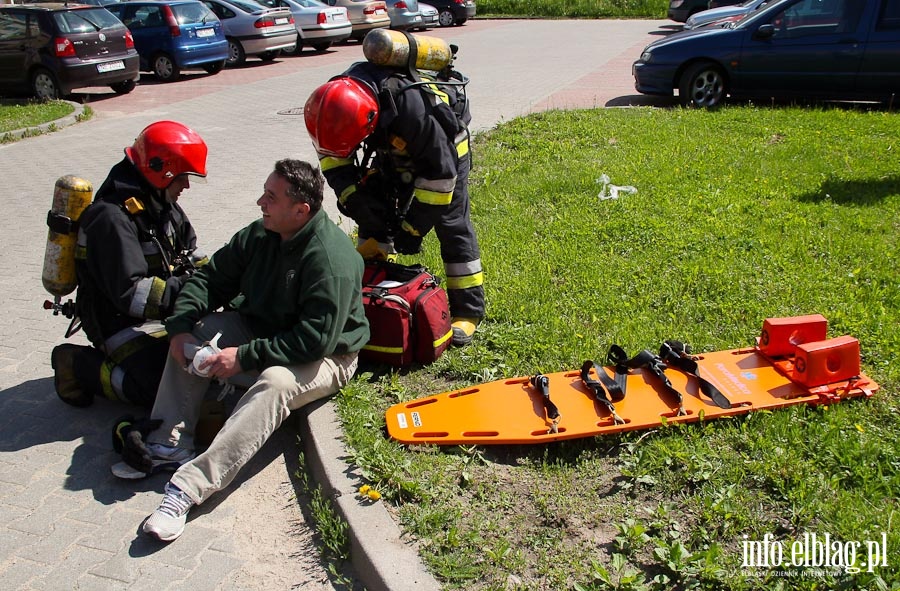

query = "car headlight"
[640, 50, 653, 63]
[671, 0, 684, 7]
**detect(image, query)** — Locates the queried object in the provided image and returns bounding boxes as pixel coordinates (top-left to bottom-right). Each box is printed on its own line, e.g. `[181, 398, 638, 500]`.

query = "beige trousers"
[147, 311, 358, 504]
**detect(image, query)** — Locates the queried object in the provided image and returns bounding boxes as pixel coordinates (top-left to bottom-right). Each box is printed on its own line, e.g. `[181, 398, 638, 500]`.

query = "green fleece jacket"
[165, 209, 369, 371]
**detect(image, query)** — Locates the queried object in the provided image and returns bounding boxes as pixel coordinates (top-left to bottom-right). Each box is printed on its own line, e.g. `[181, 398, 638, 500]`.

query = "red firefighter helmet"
[125, 121, 208, 190]
[305, 77, 379, 158]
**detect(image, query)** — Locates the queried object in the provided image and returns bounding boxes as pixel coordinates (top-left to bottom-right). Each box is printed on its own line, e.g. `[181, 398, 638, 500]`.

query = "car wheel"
[110, 79, 136, 94]
[202, 60, 225, 74]
[227, 38, 246, 66]
[282, 35, 303, 55]
[455, 18, 467, 25]
[438, 9, 454, 26]
[258, 50, 280, 62]
[31, 68, 60, 101]
[312, 42, 331, 52]
[679, 61, 726, 108]
[153, 54, 180, 82]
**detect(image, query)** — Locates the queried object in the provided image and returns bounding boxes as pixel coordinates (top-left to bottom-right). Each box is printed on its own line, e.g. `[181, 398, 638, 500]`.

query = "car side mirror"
[755, 23, 775, 39]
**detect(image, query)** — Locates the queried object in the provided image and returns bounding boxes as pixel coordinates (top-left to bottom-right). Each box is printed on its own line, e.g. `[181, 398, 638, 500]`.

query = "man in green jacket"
[112, 159, 369, 543]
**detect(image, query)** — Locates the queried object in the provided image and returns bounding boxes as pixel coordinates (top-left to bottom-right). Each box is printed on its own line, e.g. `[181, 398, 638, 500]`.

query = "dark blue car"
[634, 0, 900, 107]
[106, 0, 228, 81]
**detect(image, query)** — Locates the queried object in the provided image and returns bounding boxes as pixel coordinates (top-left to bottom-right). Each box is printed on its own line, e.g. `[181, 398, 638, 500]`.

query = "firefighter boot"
[451, 318, 479, 347]
[51, 344, 104, 407]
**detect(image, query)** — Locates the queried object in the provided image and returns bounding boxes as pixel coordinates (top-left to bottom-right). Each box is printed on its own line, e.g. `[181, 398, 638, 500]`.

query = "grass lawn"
[336, 105, 899, 591]
[0, 100, 82, 143]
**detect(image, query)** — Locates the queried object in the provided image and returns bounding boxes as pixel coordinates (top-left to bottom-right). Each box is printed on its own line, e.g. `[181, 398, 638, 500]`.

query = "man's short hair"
[274, 159, 324, 214]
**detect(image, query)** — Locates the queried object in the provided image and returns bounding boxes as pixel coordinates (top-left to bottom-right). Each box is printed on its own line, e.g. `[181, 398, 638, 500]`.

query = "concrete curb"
[299, 399, 441, 591]
[1, 99, 86, 142]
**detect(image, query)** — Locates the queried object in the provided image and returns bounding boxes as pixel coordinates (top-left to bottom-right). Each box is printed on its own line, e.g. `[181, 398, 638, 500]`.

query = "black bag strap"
[579, 361, 625, 425]
[659, 341, 732, 409]
[529, 374, 561, 433]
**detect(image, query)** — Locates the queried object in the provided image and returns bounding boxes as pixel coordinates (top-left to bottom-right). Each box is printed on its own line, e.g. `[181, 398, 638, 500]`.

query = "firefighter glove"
[113, 416, 163, 474]
[394, 221, 424, 255]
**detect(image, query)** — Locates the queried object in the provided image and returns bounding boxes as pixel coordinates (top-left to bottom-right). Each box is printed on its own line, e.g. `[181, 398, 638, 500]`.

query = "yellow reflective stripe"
[428, 83, 450, 105]
[98, 359, 123, 402]
[434, 329, 453, 349]
[339, 185, 358, 204]
[363, 343, 405, 355]
[457, 138, 469, 158]
[414, 187, 453, 205]
[446, 271, 484, 290]
[319, 156, 353, 172]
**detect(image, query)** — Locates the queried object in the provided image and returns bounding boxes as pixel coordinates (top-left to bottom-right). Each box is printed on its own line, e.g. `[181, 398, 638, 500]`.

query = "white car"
[683, 0, 767, 30]
[258, 0, 352, 52]
[415, 2, 438, 29]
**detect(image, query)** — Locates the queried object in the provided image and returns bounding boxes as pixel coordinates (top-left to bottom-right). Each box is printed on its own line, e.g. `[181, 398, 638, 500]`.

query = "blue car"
[635, 0, 900, 108]
[106, 0, 228, 81]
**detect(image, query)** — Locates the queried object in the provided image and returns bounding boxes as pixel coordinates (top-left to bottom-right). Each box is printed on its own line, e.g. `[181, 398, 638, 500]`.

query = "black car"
[0, 3, 140, 100]
[428, 0, 474, 27]
[635, 0, 900, 108]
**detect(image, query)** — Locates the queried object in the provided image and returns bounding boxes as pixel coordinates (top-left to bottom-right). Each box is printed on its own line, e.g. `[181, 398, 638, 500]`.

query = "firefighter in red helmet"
[305, 56, 485, 346]
[51, 121, 210, 408]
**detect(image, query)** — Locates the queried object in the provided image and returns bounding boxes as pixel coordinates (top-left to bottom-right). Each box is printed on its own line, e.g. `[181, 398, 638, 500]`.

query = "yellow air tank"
[42, 175, 92, 298]
[363, 28, 452, 71]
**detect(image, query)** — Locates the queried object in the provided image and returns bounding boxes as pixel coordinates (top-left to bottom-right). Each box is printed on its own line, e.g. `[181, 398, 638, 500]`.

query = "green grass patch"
[0, 101, 74, 133]
[338, 105, 900, 590]
[478, 0, 668, 19]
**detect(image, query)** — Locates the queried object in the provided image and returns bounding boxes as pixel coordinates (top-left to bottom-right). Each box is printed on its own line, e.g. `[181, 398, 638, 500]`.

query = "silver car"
[415, 2, 438, 29]
[385, 0, 421, 30]
[683, 0, 768, 30]
[326, 0, 390, 40]
[201, 0, 296, 64]
[257, 0, 352, 52]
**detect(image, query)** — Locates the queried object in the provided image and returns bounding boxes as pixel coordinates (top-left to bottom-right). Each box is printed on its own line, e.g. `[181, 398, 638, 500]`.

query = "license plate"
[275, 17, 289, 24]
[97, 60, 124, 73]
[197, 27, 215, 37]
[375, 8, 385, 14]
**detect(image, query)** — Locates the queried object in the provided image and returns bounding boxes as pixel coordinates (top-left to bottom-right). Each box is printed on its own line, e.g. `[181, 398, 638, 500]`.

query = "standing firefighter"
[51, 120, 209, 408]
[304, 30, 485, 346]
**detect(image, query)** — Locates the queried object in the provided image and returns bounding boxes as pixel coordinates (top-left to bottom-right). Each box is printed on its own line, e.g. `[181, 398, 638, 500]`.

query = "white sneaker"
[111, 443, 195, 480]
[143, 482, 194, 542]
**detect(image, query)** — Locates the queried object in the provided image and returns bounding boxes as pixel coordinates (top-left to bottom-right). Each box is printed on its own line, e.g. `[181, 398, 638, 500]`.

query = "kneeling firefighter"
[304, 30, 485, 346]
[50, 120, 209, 407]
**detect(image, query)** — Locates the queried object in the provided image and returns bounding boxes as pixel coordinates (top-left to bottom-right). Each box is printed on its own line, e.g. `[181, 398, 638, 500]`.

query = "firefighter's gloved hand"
[114, 417, 163, 474]
[394, 222, 424, 255]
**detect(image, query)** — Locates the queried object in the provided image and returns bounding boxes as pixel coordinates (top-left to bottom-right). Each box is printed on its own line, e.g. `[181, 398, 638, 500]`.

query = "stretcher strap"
[620, 349, 687, 417]
[579, 361, 626, 425]
[529, 374, 560, 433]
[659, 341, 732, 409]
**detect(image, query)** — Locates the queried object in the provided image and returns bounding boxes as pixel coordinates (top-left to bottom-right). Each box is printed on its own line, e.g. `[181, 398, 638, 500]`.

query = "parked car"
[325, 0, 389, 39]
[428, 0, 474, 27]
[416, 2, 438, 29]
[684, 0, 767, 29]
[668, 0, 741, 23]
[256, 0, 351, 53]
[0, 3, 139, 100]
[385, 0, 422, 30]
[634, 0, 900, 108]
[201, 0, 295, 65]
[105, 0, 228, 81]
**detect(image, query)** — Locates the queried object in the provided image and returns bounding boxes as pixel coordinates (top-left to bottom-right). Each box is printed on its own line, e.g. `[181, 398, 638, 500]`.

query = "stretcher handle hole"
[530, 428, 568, 436]
[462, 431, 499, 437]
[413, 431, 448, 438]
[597, 418, 631, 426]
[660, 409, 694, 418]
[407, 398, 438, 408]
[448, 388, 479, 399]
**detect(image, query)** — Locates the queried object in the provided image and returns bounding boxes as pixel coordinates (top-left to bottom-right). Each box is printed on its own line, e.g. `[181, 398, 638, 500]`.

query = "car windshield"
[172, 2, 218, 24]
[53, 7, 124, 33]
